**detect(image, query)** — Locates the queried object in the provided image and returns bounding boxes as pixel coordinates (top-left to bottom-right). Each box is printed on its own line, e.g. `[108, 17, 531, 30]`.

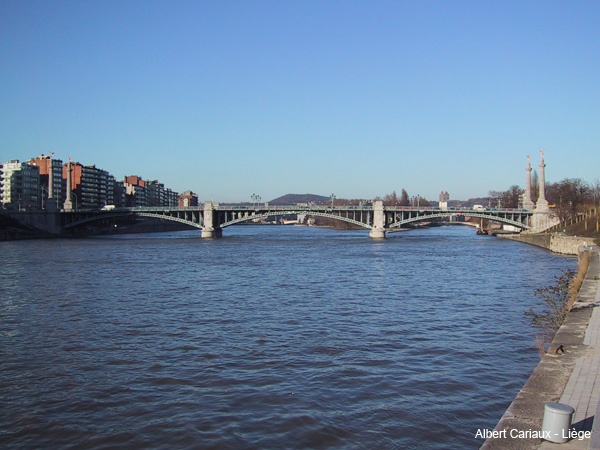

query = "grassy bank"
[558, 210, 600, 246]
[569, 250, 591, 310]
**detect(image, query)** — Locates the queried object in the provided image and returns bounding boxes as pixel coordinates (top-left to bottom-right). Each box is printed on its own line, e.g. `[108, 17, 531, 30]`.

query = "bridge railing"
[217, 205, 374, 211]
[62, 205, 533, 215]
[124, 206, 201, 212]
[384, 206, 532, 213]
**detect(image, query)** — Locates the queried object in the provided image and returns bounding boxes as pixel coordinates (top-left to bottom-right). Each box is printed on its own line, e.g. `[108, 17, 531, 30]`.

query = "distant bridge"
[11, 153, 561, 238]
[60, 201, 534, 238]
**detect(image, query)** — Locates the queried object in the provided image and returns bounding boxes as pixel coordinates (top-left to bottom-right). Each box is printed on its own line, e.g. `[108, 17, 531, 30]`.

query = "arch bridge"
[60, 201, 534, 239]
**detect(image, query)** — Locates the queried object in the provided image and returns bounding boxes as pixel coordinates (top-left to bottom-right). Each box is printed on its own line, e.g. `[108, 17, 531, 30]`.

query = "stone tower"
[535, 150, 549, 212]
[522, 155, 535, 210]
[63, 157, 73, 211]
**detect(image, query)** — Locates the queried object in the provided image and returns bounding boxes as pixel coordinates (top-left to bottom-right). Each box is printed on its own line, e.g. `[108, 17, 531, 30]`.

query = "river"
[0, 225, 576, 449]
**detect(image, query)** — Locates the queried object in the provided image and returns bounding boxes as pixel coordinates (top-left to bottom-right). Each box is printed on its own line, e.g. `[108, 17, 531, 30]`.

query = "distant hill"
[269, 193, 330, 205]
[268, 194, 491, 207]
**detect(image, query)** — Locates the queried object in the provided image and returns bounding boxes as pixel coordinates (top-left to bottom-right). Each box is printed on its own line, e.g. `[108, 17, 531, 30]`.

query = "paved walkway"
[481, 246, 600, 450]
[539, 258, 600, 449]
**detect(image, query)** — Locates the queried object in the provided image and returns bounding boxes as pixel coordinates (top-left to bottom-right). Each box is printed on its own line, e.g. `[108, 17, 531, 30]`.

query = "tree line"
[375, 189, 431, 207]
[490, 175, 600, 223]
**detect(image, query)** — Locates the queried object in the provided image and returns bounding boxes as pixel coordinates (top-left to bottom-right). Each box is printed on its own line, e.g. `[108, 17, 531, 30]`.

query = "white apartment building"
[0, 160, 40, 209]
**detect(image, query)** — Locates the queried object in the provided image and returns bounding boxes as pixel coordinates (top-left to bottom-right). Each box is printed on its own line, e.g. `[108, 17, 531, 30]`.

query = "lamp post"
[41, 186, 48, 209]
[251, 193, 261, 209]
[569, 200, 573, 225]
[70, 192, 78, 210]
[411, 195, 420, 208]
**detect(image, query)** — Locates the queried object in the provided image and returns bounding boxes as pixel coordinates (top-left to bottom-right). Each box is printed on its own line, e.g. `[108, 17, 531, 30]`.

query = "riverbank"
[498, 233, 592, 256]
[0, 216, 196, 241]
[481, 242, 600, 449]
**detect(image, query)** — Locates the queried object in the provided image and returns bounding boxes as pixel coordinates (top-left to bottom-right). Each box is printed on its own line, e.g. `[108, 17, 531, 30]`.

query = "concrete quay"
[499, 233, 594, 256]
[481, 245, 600, 450]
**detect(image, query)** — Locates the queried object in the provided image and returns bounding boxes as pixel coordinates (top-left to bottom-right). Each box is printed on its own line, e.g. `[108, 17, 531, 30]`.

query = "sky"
[1, 1, 598, 203]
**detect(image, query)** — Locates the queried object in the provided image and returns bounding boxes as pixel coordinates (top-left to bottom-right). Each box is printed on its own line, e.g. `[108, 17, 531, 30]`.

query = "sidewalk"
[539, 250, 600, 449]
[481, 246, 600, 450]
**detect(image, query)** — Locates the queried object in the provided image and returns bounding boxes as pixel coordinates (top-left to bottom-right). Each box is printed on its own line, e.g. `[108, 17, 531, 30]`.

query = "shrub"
[524, 270, 575, 347]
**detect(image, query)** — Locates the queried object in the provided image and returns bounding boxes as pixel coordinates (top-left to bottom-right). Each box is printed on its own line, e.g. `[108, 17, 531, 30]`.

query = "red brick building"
[179, 190, 198, 207]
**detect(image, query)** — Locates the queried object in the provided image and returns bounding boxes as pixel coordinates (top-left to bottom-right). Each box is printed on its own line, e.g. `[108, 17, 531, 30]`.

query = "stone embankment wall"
[498, 233, 592, 256]
[0, 210, 62, 238]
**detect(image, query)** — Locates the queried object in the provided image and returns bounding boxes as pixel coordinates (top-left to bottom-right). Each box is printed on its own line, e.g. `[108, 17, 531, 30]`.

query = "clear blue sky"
[1, 1, 598, 202]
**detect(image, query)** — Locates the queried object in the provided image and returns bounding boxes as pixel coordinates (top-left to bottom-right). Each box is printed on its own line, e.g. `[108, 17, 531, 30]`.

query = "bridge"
[58, 201, 535, 238]
[9, 152, 558, 238]
[1, 152, 562, 239]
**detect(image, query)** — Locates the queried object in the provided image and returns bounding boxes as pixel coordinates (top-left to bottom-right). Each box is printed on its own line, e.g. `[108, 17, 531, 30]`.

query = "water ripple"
[0, 226, 576, 449]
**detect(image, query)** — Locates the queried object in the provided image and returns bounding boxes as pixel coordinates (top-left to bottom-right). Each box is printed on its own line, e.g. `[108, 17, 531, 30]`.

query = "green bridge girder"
[220, 210, 372, 229]
[61, 205, 533, 232]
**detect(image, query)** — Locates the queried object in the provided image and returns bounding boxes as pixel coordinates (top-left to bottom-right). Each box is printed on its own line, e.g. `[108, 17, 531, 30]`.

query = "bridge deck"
[60, 204, 533, 232]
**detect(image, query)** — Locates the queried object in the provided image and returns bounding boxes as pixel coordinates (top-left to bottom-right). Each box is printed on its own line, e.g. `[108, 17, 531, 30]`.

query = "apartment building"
[0, 160, 40, 209]
[146, 180, 166, 206]
[179, 190, 198, 207]
[124, 175, 146, 207]
[62, 162, 112, 209]
[29, 154, 64, 209]
[165, 188, 179, 207]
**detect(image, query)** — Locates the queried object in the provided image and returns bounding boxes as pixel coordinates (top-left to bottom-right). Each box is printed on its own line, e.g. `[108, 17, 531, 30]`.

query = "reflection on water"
[0, 225, 576, 449]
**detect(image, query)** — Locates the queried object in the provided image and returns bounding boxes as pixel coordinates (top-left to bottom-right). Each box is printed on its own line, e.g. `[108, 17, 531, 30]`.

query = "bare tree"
[489, 185, 521, 208]
[507, 185, 521, 208]
[546, 178, 591, 223]
[592, 179, 600, 207]
[399, 189, 410, 206]
[382, 190, 399, 206]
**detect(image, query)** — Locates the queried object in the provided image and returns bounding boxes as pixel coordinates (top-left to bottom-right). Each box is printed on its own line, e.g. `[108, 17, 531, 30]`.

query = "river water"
[0, 225, 576, 449]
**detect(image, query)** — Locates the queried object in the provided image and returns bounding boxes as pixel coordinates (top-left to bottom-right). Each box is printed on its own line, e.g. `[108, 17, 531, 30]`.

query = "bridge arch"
[220, 210, 372, 230]
[60, 206, 532, 236]
[135, 212, 202, 228]
[63, 211, 203, 230]
[388, 212, 531, 230]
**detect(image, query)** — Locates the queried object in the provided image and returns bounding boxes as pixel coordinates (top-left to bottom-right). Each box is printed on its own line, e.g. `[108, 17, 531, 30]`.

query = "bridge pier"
[201, 228, 222, 238]
[369, 200, 387, 239]
[369, 228, 386, 239]
[201, 201, 222, 238]
[531, 211, 560, 233]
